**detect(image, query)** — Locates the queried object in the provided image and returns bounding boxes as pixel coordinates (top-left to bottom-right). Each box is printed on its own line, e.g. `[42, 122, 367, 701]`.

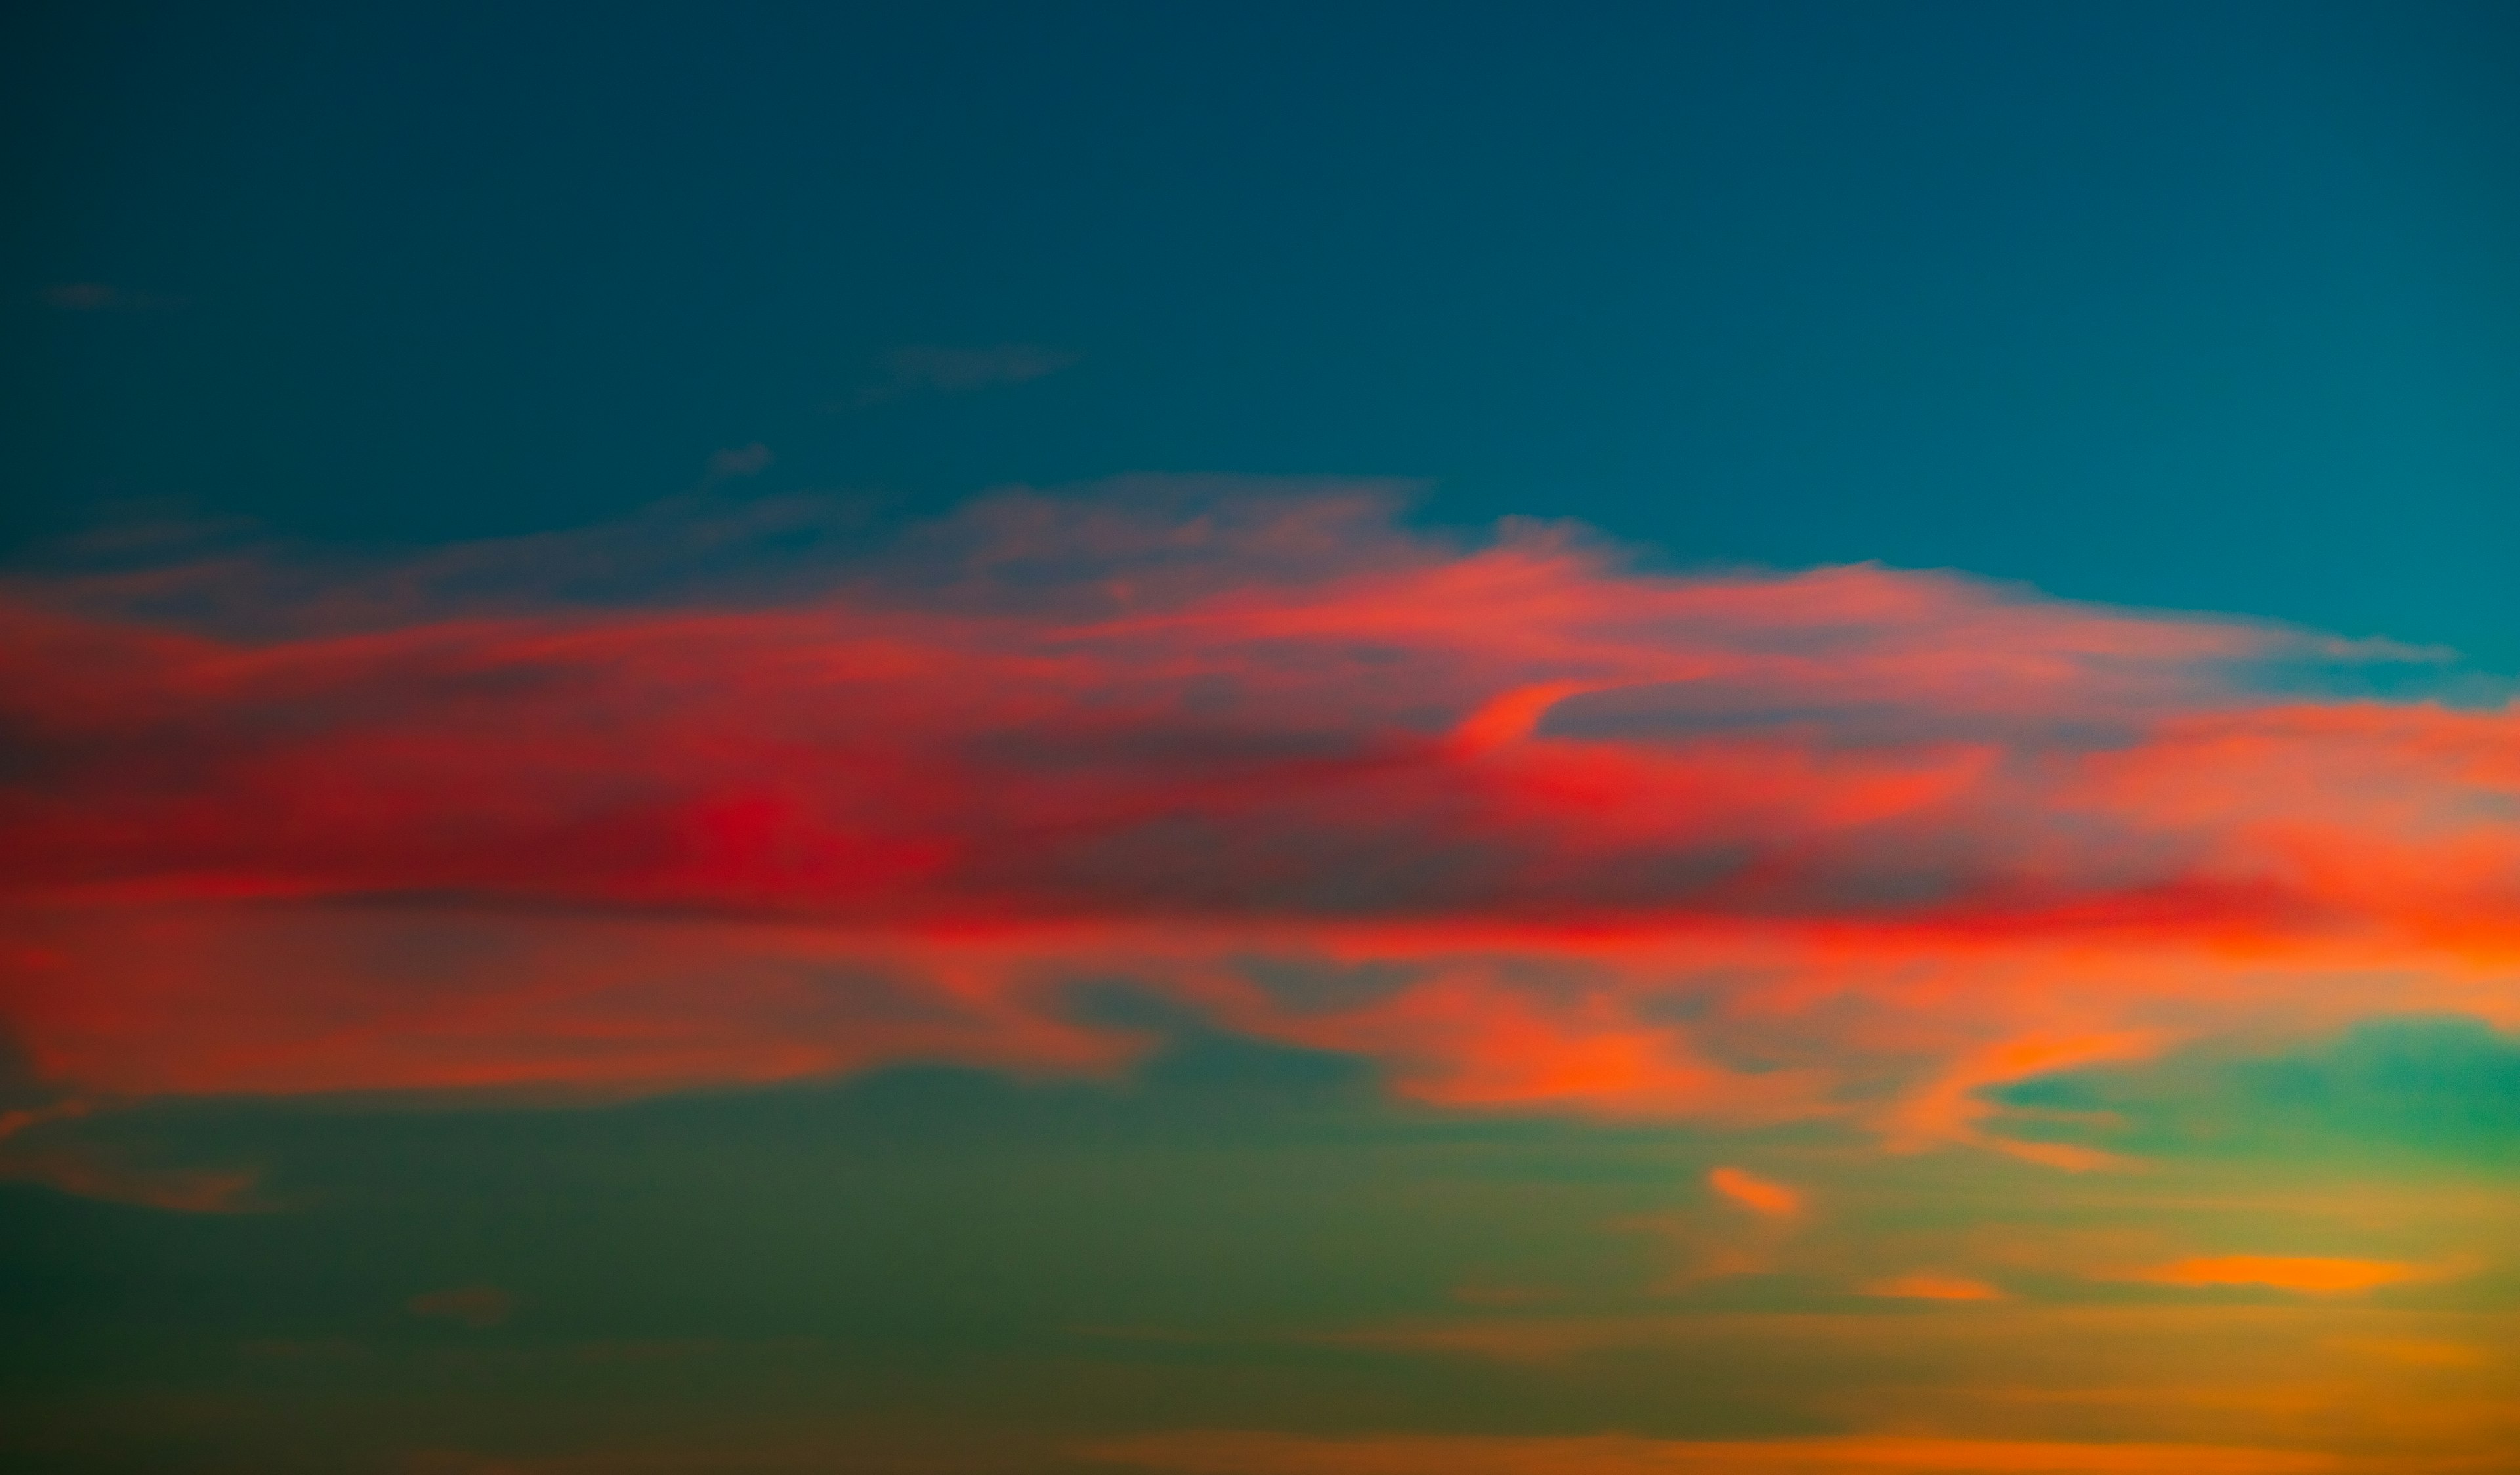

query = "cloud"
[2122, 1256, 2454, 1296]
[0, 1094, 259, 1212]
[408, 1283, 515, 1328]
[0, 482, 2513, 1160]
[1618, 1208, 1787, 1290]
[2323, 1336, 2492, 1368]
[1861, 1272, 2007, 1301]
[1880, 1032, 2165, 1169]
[859, 343, 1076, 402]
[1708, 1166, 1802, 1216]
[0, 1149, 258, 1213]
[39, 284, 176, 312]
[0, 1097, 92, 1144]
[41, 283, 123, 310]
[702, 443, 774, 484]
[1083, 1432, 2351, 1474]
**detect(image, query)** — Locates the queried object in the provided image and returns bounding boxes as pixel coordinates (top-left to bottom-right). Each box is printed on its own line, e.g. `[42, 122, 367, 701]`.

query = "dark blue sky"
[8, 1, 2516, 660]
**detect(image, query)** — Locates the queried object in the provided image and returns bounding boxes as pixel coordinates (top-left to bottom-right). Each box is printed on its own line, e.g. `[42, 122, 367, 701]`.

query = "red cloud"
[4, 486, 2514, 1149]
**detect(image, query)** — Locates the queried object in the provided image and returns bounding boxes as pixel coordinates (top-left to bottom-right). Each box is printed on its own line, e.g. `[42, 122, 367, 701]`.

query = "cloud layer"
[4, 484, 2514, 1156]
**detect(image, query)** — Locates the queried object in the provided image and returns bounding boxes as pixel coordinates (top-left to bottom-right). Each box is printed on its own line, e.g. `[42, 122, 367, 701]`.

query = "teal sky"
[9, 2, 2517, 659]
[5, 6, 2518, 1474]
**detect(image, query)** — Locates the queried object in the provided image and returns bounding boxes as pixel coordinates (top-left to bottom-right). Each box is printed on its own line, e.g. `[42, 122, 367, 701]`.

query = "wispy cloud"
[1862, 1272, 2007, 1301]
[0, 1147, 259, 1213]
[700, 442, 774, 485]
[1880, 1032, 2164, 1170]
[856, 343, 1076, 403]
[2123, 1256, 2460, 1296]
[39, 283, 177, 312]
[0, 1094, 259, 1212]
[1, 482, 2512, 1161]
[42, 283, 125, 310]
[0, 1097, 91, 1144]
[408, 1284, 515, 1328]
[1084, 1431, 2353, 1474]
[1708, 1166, 1803, 1217]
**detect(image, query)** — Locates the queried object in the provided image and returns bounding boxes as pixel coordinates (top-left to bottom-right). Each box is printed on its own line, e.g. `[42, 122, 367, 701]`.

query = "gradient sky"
[4, 5, 2518, 1474]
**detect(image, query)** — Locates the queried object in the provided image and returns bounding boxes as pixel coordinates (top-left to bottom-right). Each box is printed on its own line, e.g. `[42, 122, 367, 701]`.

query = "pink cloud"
[1, 485, 2513, 1156]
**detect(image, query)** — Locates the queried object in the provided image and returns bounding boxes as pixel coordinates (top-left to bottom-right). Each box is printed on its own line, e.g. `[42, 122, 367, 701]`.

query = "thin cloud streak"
[38, 283, 180, 312]
[1709, 1166, 1803, 1217]
[856, 343, 1077, 403]
[1084, 1431, 2355, 1474]
[2125, 1256, 2457, 1296]
[1862, 1272, 2007, 1301]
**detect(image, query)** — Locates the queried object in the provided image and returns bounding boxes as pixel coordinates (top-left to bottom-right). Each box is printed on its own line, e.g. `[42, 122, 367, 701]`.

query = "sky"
[3, 4, 2517, 1473]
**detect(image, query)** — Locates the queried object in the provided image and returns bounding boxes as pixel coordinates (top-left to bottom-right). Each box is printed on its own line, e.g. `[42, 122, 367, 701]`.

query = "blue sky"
[9, 1, 2517, 659]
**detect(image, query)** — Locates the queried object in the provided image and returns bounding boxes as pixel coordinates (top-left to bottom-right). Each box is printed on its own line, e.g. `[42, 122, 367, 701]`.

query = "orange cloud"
[1084, 1431, 2347, 1474]
[1708, 1166, 1803, 1217]
[1879, 1031, 2163, 1169]
[2125, 1257, 2447, 1296]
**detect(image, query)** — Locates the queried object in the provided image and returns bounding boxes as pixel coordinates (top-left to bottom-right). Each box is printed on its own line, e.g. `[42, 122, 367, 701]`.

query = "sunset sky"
[5, 5, 2518, 1473]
